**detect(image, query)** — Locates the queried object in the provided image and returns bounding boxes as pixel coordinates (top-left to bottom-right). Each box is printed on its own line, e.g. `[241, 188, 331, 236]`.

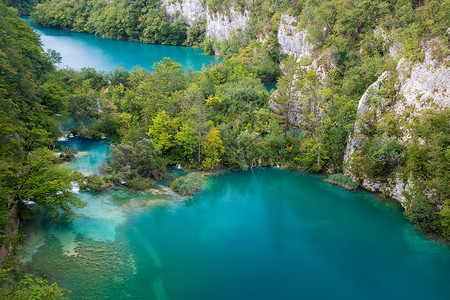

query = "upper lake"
[24, 17, 220, 72]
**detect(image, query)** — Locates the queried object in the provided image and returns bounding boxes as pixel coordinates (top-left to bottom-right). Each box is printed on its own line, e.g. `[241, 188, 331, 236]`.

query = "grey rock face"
[161, 0, 207, 25]
[206, 5, 249, 41]
[161, 1, 249, 41]
[343, 71, 390, 165]
[396, 39, 450, 111]
[277, 15, 312, 59]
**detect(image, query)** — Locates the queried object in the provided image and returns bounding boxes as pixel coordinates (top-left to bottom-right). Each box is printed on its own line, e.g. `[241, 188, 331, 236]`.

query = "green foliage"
[404, 109, 450, 214]
[107, 139, 166, 181]
[200, 127, 225, 170]
[365, 138, 403, 179]
[347, 104, 449, 236]
[16, 148, 86, 222]
[404, 194, 437, 232]
[31, 0, 189, 46]
[94, 114, 121, 141]
[68, 85, 98, 127]
[2, 274, 69, 299]
[175, 122, 197, 166]
[127, 176, 155, 190]
[185, 19, 207, 47]
[148, 110, 179, 151]
[45, 48, 62, 65]
[0, 257, 68, 299]
[236, 130, 259, 169]
[0, 3, 60, 153]
[141, 10, 188, 45]
[202, 37, 215, 56]
[59, 147, 78, 162]
[0, 11, 93, 292]
[79, 174, 110, 194]
[107, 67, 130, 87]
[227, 41, 282, 83]
[7, 0, 43, 15]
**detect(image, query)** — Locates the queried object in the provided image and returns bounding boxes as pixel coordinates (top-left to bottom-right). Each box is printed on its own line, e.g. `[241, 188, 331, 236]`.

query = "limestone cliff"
[344, 38, 449, 203]
[343, 71, 391, 164]
[160, 5, 313, 54]
[161, 0, 207, 25]
[161, 0, 249, 41]
[277, 15, 311, 59]
[205, 5, 249, 41]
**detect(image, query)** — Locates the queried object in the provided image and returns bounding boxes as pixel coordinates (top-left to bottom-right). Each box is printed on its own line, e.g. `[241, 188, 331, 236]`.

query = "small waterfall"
[176, 164, 182, 169]
[97, 98, 102, 113]
[23, 199, 36, 205]
[71, 182, 80, 194]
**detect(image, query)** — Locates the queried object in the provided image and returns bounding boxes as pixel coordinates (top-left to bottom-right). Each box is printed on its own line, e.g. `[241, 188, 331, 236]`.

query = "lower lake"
[19, 138, 450, 299]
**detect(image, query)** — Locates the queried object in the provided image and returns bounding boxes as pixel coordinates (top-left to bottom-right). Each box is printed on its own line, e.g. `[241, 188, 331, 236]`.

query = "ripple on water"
[25, 235, 157, 300]
[72, 191, 126, 241]
[51, 229, 78, 256]
[21, 188, 173, 299]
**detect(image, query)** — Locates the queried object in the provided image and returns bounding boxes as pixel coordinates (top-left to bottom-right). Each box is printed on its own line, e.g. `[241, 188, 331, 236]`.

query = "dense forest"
[0, 1, 84, 297]
[30, 0, 204, 46]
[0, 0, 449, 297]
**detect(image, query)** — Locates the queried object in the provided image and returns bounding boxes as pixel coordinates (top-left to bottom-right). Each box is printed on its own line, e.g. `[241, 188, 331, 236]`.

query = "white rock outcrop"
[343, 71, 391, 164]
[161, 1, 249, 42]
[277, 15, 312, 59]
[206, 5, 249, 41]
[161, 0, 207, 25]
[395, 39, 450, 110]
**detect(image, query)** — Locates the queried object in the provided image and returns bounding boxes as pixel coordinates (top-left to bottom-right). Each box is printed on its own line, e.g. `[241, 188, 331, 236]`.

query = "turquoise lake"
[25, 18, 220, 72]
[19, 138, 450, 299]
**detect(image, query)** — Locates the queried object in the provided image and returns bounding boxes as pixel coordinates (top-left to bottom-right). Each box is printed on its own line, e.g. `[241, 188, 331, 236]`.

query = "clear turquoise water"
[59, 138, 110, 175]
[264, 82, 277, 93]
[24, 18, 220, 72]
[20, 138, 450, 299]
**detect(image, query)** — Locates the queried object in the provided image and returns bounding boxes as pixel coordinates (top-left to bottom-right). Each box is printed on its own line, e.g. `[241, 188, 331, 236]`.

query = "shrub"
[127, 177, 155, 190]
[59, 147, 78, 161]
[327, 173, 358, 190]
[107, 139, 166, 180]
[404, 195, 436, 232]
[170, 173, 203, 196]
[79, 174, 109, 193]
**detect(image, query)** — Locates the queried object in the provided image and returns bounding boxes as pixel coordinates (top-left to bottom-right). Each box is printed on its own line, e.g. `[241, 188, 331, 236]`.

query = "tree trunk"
[197, 101, 202, 167]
